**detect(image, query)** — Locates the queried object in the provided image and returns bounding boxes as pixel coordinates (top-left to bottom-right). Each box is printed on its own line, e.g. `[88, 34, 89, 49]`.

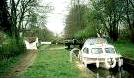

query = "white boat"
[78, 38, 123, 69]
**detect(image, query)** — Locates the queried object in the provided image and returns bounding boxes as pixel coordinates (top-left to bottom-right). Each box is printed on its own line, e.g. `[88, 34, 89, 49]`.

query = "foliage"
[0, 53, 23, 77]
[0, 0, 52, 60]
[74, 26, 97, 40]
[0, 32, 6, 44]
[0, 0, 51, 38]
[23, 27, 54, 41]
[0, 36, 26, 59]
[90, 0, 134, 42]
[90, 0, 125, 41]
[0, 0, 12, 36]
[8, 0, 37, 38]
[122, 0, 134, 43]
[65, 4, 88, 38]
[118, 28, 129, 40]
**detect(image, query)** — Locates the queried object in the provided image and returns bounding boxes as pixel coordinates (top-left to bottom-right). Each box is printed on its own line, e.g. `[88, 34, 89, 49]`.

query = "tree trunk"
[0, 0, 12, 36]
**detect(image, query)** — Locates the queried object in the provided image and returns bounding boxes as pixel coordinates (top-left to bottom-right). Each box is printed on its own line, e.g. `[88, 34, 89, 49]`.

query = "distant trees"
[22, 0, 54, 41]
[64, 4, 87, 39]
[64, 3, 97, 41]
[23, 27, 55, 41]
[90, 0, 124, 41]
[91, 0, 134, 42]
[64, 0, 134, 43]
[64, 4, 97, 40]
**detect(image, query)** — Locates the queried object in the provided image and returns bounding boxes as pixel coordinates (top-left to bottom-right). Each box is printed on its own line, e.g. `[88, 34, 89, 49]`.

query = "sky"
[41, 0, 71, 35]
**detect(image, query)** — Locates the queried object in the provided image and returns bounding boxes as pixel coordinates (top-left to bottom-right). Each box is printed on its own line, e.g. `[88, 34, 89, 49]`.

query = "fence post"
[70, 50, 73, 62]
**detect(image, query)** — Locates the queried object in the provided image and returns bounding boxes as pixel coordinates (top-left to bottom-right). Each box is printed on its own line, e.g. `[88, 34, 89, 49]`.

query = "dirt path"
[5, 50, 37, 77]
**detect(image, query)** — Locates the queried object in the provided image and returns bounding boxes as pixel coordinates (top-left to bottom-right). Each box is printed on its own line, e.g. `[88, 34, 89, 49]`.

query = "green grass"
[114, 40, 134, 60]
[0, 54, 24, 77]
[19, 45, 91, 78]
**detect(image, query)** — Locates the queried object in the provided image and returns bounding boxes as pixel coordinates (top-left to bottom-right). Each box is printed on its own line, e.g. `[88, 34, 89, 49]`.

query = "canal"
[87, 64, 134, 78]
[70, 48, 134, 78]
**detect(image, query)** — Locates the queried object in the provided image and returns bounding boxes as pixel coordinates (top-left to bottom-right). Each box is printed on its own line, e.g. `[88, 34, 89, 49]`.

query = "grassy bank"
[19, 45, 93, 78]
[0, 53, 24, 77]
[114, 41, 134, 60]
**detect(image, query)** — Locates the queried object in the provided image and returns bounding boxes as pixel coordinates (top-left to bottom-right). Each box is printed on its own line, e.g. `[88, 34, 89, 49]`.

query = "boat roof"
[89, 44, 114, 48]
[83, 38, 115, 48]
[84, 38, 108, 46]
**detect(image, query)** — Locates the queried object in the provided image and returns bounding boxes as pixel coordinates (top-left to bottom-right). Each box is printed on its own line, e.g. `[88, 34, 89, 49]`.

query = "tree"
[91, 0, 124, 42]
[9, 0, 37, 38]
[23, 27, 54, 41]
[123, 0, 134, 42]
[64, 4, 90, 39]
[0, 0, 12, 36]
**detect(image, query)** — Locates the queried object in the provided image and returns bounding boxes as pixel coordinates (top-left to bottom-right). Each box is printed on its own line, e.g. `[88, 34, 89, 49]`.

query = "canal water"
[87, 64, 134, 78]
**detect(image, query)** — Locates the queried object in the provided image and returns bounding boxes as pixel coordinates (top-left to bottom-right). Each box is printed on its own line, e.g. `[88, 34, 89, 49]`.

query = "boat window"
[83, 48, 89, 54]
[91, 48, 103, 54]
[105, 48, 115, 54]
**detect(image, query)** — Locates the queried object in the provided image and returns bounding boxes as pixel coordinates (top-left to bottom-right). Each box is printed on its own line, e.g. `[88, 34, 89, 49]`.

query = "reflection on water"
[87, 64, 134, 78]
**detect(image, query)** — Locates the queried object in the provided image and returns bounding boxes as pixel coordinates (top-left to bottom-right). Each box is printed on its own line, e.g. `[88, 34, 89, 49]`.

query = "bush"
[74, 25, 97, 41]
[0, 37, 26, 59]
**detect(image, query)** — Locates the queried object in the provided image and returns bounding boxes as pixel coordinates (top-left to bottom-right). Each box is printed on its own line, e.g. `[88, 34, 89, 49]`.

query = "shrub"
[0, 37, 26, 59]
